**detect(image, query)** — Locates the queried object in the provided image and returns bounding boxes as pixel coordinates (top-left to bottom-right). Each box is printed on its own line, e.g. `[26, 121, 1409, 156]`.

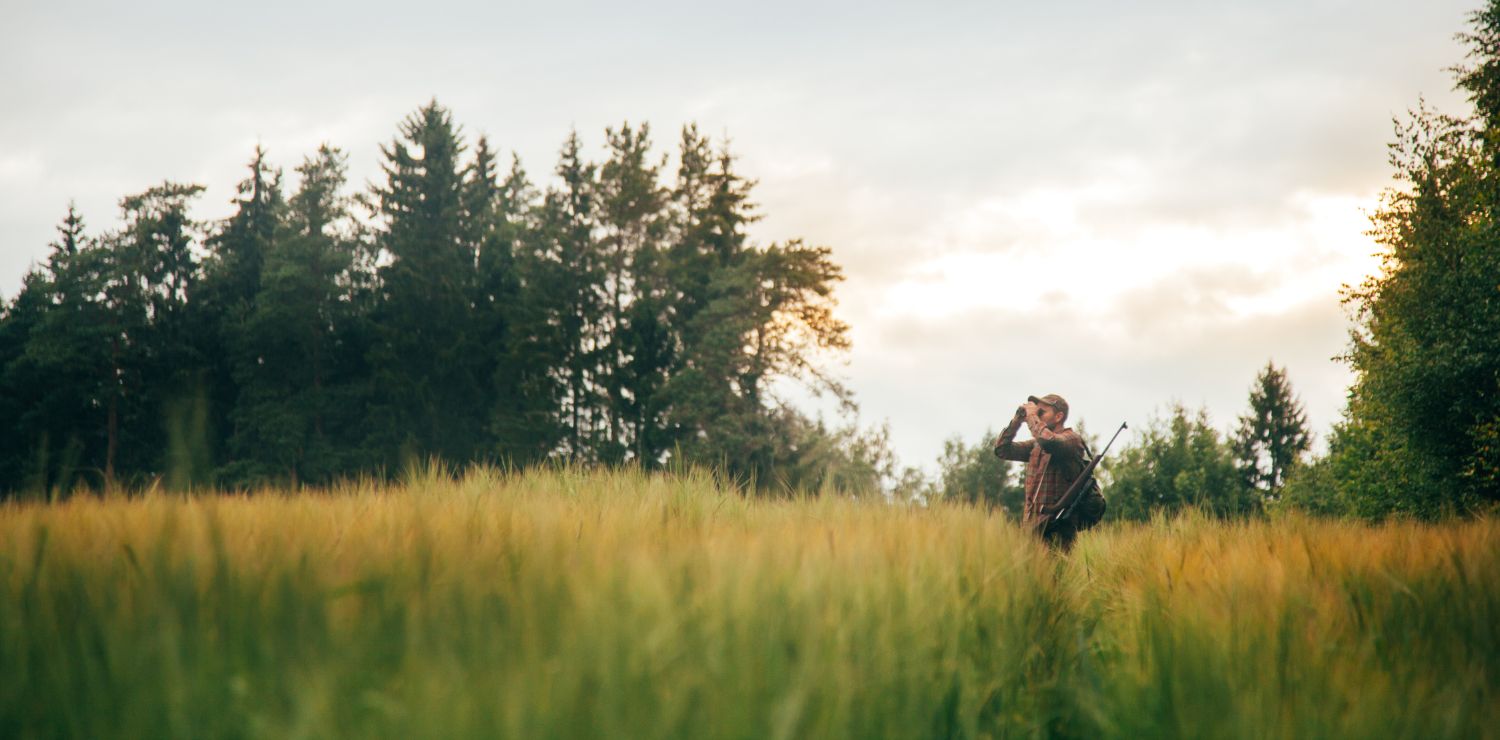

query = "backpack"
[1070, 440, 1107, 530]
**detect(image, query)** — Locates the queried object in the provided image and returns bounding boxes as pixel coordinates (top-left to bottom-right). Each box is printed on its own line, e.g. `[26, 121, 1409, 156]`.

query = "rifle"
[1053, 421, 1128, 523]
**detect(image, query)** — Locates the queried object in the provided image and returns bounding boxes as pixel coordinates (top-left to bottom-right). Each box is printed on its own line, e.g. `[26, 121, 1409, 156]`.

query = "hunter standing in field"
[994, 394, 1090, 550]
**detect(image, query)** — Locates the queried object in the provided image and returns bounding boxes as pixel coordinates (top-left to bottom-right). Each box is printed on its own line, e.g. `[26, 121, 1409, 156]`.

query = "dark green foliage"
[364, 101, 487, 468]
[2, 207, 113, 494]
[111, 182, 209, 484]
[198, 148, 284, 486]
[1106, 405, 1257, 521]
[1232, 361, 1311, 502]
[1279, 413, 1444, 518]
[597, 123, 672, 466]
[0, 102, 858, 495]
[661, 145, 850, 486]
[935, 429, 1023, 516]
[522, 130, 610, 462]
[222, 146, 363, 486]
[1317, 2, 1500, 517]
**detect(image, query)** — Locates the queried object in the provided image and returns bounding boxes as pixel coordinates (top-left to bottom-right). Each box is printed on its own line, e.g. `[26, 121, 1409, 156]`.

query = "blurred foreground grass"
[1, 467, 1495, 739]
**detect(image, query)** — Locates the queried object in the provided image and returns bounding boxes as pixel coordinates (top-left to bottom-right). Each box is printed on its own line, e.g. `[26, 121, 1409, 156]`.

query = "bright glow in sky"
[0, 0, 1478, 472]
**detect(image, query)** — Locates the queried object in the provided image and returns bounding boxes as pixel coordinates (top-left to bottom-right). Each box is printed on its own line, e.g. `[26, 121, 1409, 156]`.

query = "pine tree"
[597, 122, 671, 465]
[225, 145, 359, 485]
[365, 101, 485, 467]
[1233, 361, 1311, 500]
[0, 206, 113, 494]
[103, 182, 206, 485]
[208, 147, 280, 306]
[659, 136, 851, 486]
[489, 156, 562, 464]
[199, 149, 284, 483]
[529, 130, 608, 462]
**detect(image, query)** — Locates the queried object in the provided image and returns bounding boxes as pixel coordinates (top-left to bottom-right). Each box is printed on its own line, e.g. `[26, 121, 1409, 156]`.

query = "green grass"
[1, 467, 1495, 739]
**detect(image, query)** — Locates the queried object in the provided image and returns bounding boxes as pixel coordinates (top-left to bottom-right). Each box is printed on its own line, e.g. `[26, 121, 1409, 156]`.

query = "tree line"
[0, 102, 899, 496]
[933, 361, 1313, 520]
[7, 1, 1499, 515]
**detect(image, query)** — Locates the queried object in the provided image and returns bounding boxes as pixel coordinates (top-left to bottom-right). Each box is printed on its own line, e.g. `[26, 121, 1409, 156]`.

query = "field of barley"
[1, 467, 1495, 739]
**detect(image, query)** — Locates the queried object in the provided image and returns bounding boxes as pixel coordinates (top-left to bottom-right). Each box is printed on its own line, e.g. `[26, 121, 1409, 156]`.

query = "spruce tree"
[0, 206, 114, 493]
[1233, 362, 1311, 500]
[103, 182, 205, 484]
[225, 145, 359, 485]
[532, 130, 608, 462]
[1333, 2, 1500, 513]
[365, 101, 485, 467]
[597, 122, 671, 465]
[200, 149, 284, 483]
[659, 138, 851, 486]
[489, 155, 562, 464]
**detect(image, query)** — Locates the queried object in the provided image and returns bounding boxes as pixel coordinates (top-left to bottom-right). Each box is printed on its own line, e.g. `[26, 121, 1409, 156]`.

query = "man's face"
[1036, 403, 1064, 428]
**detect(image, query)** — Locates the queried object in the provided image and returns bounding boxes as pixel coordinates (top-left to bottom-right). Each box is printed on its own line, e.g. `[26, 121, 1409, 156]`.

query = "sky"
[0, 0, 1480, 473]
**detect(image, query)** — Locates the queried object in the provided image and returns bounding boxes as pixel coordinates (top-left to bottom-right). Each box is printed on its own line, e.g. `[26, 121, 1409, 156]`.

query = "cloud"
[0, 0, 1475, 468]
[845, 284, 1353, 470]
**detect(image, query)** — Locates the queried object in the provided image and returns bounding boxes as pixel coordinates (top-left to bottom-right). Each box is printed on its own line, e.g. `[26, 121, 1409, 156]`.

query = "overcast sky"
[0, 0, 1479, 472]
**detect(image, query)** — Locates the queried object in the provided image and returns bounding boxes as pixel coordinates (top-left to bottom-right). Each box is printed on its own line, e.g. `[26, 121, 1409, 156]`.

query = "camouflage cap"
[1028, 393, 1069, 418]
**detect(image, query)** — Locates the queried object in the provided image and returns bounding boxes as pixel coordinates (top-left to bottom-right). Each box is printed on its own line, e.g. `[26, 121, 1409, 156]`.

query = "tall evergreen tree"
[365, 101, 484, 467]
[104, 182, 206, 484]
[530, 130, 609, 462]
[463, 137, 541, 466]
[485, 156, 563, 463]
[660, 138, 851, 486]
[207, 147, 280, 307]
[0, 206, 114, 493]
[199, 148, 284, 482]
[597, 122, 671, 465]
[1232, 361, 1311, 500]
[225, 145, 360, 485]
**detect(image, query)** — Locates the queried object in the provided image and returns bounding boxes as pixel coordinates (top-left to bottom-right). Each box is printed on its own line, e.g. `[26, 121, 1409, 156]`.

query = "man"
[994, 393, 1087, 550]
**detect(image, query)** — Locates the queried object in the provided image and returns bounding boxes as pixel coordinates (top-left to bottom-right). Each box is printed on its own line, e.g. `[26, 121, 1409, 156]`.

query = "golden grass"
[1, 467, 1494, 739]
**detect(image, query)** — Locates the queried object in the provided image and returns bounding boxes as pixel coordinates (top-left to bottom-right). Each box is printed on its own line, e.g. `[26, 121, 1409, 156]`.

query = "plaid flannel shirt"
[993, 412, 1086, 523]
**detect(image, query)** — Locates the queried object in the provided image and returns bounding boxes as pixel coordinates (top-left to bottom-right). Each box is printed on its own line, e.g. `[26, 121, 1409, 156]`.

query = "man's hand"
[1014, 404, 1028, 420]
[1023, 401, 1038, 417]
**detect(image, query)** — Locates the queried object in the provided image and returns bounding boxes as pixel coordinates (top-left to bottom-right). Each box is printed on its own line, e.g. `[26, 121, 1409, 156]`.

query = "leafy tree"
[669, 239, 849, 486]
[658, 135, 851, 488]
[1107, 405, 1256, 521]
[1232, 361, 1311, 502]
[1328, 4, 1500, 516]
[935, 429, 1023, 516]
[772, 411, 904, 498]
